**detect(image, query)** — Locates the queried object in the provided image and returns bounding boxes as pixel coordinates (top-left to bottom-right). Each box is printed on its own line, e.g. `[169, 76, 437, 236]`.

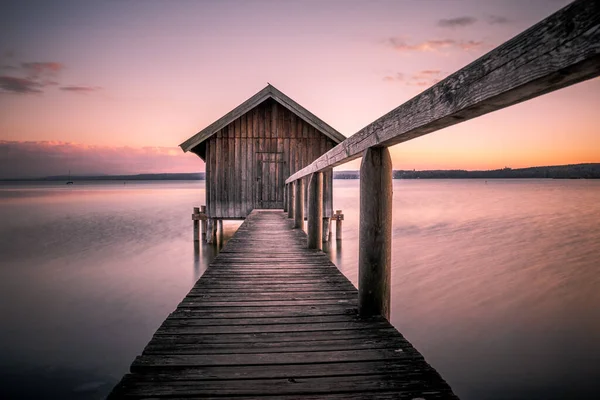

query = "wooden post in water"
[307, 172, 323, 249]
[294, 179, 304, 229]
[358, 147, 392, 319]
[206, 219, 217, 244]
[193, 207, 200, 242]
[334, 210, 344, 240]
[218, 219, 224, 243]
[200, 205, 207, 239]
[287, 183, 294, 219]
[322, 217, 331, 242]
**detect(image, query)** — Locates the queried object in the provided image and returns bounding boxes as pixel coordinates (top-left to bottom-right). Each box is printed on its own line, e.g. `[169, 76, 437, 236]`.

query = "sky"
[1, 0, 598, 178]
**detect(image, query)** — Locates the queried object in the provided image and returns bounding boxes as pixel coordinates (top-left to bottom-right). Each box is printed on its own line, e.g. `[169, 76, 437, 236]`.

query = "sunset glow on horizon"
[1, 0, 598, 178]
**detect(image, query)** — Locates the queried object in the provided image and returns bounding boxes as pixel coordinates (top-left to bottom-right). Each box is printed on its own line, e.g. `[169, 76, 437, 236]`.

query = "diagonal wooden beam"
[287, 0, 600, 183]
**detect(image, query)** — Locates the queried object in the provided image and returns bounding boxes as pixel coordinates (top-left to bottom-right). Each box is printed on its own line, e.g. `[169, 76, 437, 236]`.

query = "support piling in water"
[307, 172, 323, 249]
[332, 210, 344, 240]
[358, 147, 392, 319]
[322, 217, 331, 242]
[218, 219, 224, 243]
[193, 207, 200, 242]
[206, 218, 218, 244]
[192, 206, 208, 242]
[200, 205, 207, 238]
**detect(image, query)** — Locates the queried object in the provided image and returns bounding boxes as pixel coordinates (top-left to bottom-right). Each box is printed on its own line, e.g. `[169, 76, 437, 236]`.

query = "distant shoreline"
[1, 163, 599, 181]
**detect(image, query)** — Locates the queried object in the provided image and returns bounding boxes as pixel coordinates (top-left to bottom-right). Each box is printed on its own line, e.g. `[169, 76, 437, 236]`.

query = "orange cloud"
[0, 141, 203, 179]
[385, 37, 484, 53]
[21, 62, 64, 77]
[383, 69, 445, 88]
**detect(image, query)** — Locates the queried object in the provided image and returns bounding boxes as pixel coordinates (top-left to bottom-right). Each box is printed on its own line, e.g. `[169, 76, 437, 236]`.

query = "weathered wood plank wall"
[205, 99, 336, 219]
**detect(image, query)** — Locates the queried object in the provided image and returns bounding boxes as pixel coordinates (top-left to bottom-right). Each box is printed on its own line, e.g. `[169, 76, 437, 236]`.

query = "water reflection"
[1, 180, 599, 400]
[192, 220, 242, 281]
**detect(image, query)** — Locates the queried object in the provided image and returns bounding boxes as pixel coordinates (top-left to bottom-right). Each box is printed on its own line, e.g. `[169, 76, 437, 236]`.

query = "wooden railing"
[283, 0, 600, 319]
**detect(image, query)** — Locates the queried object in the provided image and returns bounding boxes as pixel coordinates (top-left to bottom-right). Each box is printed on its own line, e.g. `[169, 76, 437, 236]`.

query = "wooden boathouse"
[180, 84, 345, 226]
[111, 1, 599, 398]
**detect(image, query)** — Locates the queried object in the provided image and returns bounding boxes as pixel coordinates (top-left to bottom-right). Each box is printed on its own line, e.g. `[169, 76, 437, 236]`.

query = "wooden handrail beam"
[286, 0, 600, 184]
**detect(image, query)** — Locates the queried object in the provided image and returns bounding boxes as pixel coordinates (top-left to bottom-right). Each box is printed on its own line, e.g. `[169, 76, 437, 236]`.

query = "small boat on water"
[66, 170, 74, 185]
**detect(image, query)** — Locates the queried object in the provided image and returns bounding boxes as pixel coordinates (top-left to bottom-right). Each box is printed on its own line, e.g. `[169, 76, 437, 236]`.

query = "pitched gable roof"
[179, 84, 345, 152]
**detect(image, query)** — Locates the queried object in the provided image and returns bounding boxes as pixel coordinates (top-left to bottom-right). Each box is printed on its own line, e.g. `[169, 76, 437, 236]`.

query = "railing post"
[283, 184, 287, 213]
[294, 179, 304, 229]
[359, 147, 393, 319]
[287, 183, 294, 218]
[307, 172, 323, 249]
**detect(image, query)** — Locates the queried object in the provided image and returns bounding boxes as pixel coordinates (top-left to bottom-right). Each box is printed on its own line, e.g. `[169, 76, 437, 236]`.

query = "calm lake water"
[0, 179, 599, 399]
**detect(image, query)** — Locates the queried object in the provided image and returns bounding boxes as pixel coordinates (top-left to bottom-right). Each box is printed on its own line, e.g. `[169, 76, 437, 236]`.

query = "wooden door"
[257, 152, 284, 209]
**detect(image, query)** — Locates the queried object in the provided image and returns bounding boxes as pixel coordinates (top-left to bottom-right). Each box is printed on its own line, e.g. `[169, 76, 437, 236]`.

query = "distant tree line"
[333, 164, 600, 180]
[392, 164, 600, 179]
[4, 164, 599, 182]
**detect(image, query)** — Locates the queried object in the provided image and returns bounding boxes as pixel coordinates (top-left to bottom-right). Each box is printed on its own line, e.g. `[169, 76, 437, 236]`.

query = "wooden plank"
[287, 0, 600, 183]
[250, 108, 257, 213]
[113, 373, 454, 398]
[110, 211, 455, 398]
[204, 139, 211, 217]
[221, 126, 229, 218]
[270, 102, 277, 206]
[214, 132, 221, 218]
[240, 114, 247, 216]
[230, 119, 237, 217]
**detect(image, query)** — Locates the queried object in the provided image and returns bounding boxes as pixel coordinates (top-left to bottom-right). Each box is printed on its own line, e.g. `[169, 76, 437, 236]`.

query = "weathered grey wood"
[206, 219, 217, 244]
[286, 183, 293, 218]
[359, 148, 393, 319]
[193, 207, 199, 242]
[293, 179, 304, 229]
[334, 210, 344, 240]
[196, 99, 339, 219]
[217, 219, 224, 243]
[200, 205, 207, 238]
[286, 0, 600, 184]
[180, 84, 344, 153]
[307, 172, 323, 249]
[322, 217, 331, 242]
[110, 211, 455, 399]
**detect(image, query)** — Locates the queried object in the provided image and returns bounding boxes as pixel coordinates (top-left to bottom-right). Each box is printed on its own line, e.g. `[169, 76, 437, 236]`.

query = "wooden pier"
[109, 210, 456, 399]
[111, 1, 600, 397]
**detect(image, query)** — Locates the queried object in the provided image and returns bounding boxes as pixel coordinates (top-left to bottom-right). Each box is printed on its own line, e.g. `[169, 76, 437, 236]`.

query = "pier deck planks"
[109, 210, 457, 399]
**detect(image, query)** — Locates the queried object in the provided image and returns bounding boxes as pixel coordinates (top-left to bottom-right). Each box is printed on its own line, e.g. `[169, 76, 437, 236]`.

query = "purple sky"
[1, 0, 598, 178]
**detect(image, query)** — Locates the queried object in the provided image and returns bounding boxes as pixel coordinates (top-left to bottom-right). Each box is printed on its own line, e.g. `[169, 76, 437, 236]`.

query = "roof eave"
[180, 84, 345, 152]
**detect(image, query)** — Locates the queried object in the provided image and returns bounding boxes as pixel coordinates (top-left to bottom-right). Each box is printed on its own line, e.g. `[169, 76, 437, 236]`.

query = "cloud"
[438, 16, 477, 28]
[383, 69, 444, 88]
[60, 85, 102, 93]
[0, 141, 203, 179]
[487, 15, 510, 25]
[0, 61, 101, 95]
[383, 73, 404, 82]
[385, 37, 484, 53]
[21, 62, 64, 77]
[0, 76, 43, 94]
